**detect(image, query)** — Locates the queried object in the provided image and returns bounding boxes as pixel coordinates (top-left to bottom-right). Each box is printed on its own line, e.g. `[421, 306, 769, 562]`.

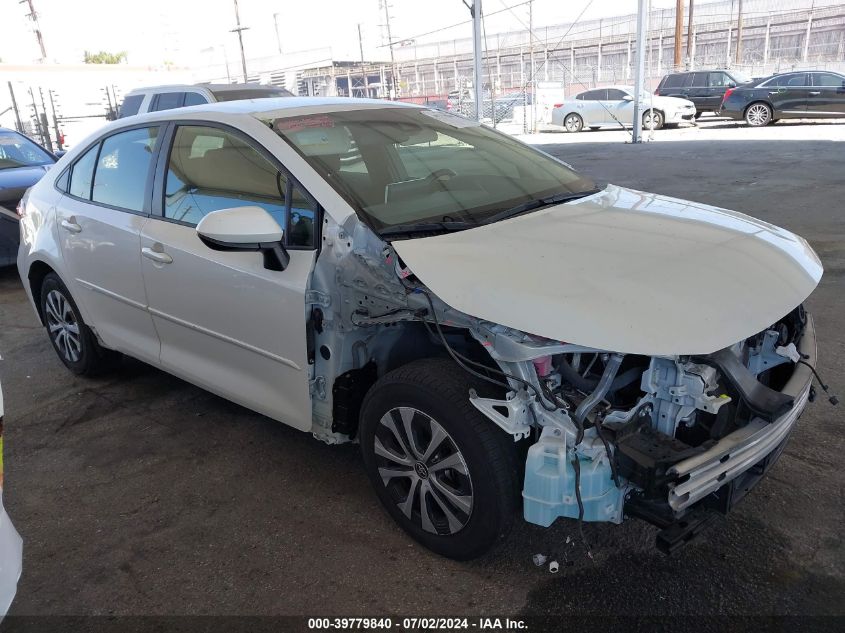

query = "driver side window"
[163, 125, 317, 248]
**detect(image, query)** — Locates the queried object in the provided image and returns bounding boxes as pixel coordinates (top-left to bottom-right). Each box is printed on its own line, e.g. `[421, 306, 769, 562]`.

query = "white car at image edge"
[0, 379, 23, 617]
[552, 85, 697, 132]
[17, 97, 821, 560]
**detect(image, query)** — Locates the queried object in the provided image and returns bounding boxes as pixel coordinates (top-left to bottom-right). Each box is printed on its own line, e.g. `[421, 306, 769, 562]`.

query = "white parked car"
[17, 98, 822, 559]
[551, 86, 696, 131]
[0, 379, 23, 617]
[118, 82, 294, 118]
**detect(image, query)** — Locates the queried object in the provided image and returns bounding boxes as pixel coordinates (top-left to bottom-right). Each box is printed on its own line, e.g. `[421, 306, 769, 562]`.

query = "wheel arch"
[27, 259, 58, 325]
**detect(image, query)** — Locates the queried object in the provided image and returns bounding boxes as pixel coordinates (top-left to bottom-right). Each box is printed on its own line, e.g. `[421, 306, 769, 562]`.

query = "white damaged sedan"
[17, 98, 823, 559]
[0, 380, 23, 615]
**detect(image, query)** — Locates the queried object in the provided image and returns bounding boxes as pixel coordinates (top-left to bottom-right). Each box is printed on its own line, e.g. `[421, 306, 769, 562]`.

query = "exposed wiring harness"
[797, 358, 839, 406]
[416, 288, 560, 412]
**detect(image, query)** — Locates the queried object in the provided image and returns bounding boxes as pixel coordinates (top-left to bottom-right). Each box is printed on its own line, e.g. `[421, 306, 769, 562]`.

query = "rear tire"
[563, 113, 584, 133]
[40, 273, 120, 375]
[359, 358, 521, 560]
[745, 102, 772, 126]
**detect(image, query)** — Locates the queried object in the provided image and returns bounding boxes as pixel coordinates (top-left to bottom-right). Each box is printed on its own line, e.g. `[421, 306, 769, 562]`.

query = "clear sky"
[0, 0, 682, 67]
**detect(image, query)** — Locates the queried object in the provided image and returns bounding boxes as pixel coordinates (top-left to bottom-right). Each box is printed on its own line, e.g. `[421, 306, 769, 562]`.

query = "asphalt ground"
[0, 119, 843, 625]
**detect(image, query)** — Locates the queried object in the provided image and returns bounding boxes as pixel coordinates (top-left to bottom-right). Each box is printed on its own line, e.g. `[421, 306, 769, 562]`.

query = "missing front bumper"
[667, 315, 816, 512]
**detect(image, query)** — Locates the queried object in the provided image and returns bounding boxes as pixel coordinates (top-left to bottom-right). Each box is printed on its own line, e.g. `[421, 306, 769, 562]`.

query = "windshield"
[211, 87, 293, 102]
[270, 107, 597, 232]
[0, 131, 54, 170]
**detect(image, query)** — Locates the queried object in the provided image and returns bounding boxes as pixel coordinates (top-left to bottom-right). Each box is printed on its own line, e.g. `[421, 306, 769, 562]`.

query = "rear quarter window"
[118, 95, 143, 118]
[662, 74, 687, 89]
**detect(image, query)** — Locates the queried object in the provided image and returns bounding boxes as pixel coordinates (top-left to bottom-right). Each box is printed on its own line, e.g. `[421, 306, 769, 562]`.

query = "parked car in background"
[719, 70, 845, 126]
[118, 82, 294, 118]
[551, 86, 696, 131]
[1, 128, 59, 266]
[0, 378, 23, 617]
[655, 69, 751, 116]
[18, 98, 821, 559]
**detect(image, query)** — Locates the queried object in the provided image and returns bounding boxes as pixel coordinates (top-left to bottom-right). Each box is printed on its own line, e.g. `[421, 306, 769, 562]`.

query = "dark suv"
[656, 69, 752, 116]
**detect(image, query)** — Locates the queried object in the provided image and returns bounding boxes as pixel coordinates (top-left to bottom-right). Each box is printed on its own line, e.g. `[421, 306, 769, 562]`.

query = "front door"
[806, 72, 845, 117]
[56, 126, 161, 363]
[140, 124, 318, 430]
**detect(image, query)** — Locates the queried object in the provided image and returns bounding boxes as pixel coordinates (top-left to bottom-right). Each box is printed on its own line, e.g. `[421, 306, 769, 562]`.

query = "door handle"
[141, 247, 173, 264]
[60, 217, 81, 233]
[809, 91, 821, 96]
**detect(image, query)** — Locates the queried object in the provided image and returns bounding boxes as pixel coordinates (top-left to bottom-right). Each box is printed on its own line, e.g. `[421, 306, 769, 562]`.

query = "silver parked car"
[551, 85, 696, 131]
[18, 98, 822, 559]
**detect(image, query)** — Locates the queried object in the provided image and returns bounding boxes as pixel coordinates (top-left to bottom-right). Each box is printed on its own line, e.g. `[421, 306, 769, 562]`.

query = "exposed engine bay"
[306, 211, 820, 553]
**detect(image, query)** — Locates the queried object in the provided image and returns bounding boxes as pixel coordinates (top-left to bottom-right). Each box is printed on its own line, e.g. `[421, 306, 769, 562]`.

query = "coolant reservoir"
[523, 426, 625, 526]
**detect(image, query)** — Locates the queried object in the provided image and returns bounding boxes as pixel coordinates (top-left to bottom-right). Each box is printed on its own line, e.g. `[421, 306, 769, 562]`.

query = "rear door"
[577, 89, 607, 126]
[706, 72, 734, 111]
[806, 72, 845, 116]
[56, 125, 161, 363]
[685, 72, 711, 111]
[140, 123, 318, 430]
[604, 88, 634, 126]
[765, 73, 810, 115]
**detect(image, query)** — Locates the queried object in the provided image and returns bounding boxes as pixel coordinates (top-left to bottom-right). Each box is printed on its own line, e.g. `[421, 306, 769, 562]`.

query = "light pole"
[632, 0, 648, 143]
[273, 13, 282, 55]
[470, 0, 483, 121]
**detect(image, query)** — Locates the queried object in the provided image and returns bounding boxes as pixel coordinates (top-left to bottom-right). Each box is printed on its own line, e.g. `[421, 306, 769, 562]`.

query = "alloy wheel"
[45, 289, 82, 363]
[564, 114, 583, 133]
[374, 407, 473, 535]
[746, 103, 771, 126]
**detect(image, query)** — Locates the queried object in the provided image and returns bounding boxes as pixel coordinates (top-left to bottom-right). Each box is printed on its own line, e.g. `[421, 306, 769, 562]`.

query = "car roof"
[126, 96, 422, 121]
[124, 82, 289, 95]
[577, 85, 634, 94]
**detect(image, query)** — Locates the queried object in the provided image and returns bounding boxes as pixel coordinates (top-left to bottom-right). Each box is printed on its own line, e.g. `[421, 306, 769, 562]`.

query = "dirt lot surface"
[0, 121, 843, 622]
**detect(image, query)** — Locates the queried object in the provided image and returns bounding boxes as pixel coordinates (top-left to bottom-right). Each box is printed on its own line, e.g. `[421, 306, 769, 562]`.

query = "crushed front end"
[469, 306, 818, 553]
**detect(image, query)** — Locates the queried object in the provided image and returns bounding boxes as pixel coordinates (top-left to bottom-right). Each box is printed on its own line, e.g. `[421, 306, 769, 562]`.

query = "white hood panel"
[393, 185, 822, 356]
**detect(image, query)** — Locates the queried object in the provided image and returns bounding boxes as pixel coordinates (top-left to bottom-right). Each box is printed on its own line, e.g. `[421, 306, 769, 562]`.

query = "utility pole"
[632, 0, 648, 143]
[273, 13, 282, 55]
[470, 0, 484, 121]
[529, 0, 536, 132]
[19, 0, 47, 61]
[686, 0, 695, 64]
[735, 0, 744, 65]
[7, 82, 23, 133]
[674, 0, 684, 69]
[358, 24, 369, 98]
[381, 1, 397, 98]
[231, 0, 249, 82]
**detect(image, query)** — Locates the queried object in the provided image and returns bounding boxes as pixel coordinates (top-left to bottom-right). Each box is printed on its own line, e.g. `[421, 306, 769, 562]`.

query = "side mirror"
[622, 94, 634, 102]
[196, 206, 290, 271]
[54, 149, 67, 159]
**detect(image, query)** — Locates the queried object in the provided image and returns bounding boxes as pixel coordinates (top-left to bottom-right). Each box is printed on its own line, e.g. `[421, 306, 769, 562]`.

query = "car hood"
[0, 164, 52, 204]
[652, 95, 694, 109]
[392, 185, 822, 356]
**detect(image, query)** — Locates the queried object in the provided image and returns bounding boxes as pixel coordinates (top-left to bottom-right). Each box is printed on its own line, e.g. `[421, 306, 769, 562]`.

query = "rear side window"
[91, 127, 159, 212]
[69, 145, 99, 200]
[163, 125, 316, 247]
[691, 72, 709, 86]
[184, 92, 208, 106]
[118, 95, 143, 118]
[605, 89, 628, 100]
[662, 74, 687, 89]
[579, 90, 605, 101]
[150, 92, 186, 112]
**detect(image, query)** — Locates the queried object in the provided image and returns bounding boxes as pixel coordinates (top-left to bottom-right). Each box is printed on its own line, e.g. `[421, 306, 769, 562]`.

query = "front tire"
[40, 273, 120, 375]
[745, 102, 772, 126]
[643, 109, 664, 130]
[359, 359, 521, 560]
[563, 113, 584, 133]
